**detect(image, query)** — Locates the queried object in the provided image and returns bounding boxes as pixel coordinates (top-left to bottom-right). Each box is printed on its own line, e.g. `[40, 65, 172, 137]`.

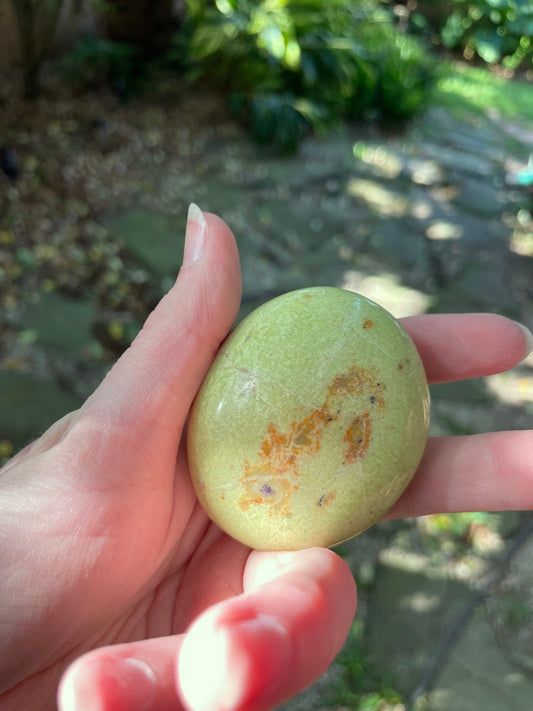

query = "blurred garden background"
[1, 1, 533, 709]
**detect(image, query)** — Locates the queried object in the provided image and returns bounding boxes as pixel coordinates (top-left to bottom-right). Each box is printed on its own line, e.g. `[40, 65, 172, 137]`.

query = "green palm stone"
[187, 287, 430, 550]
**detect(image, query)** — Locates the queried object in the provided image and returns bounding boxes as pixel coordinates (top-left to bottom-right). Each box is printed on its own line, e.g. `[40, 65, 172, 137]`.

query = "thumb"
[57, 549, 356, 711]
[178, 548, 357, 711]
[63, 205, 242, 486]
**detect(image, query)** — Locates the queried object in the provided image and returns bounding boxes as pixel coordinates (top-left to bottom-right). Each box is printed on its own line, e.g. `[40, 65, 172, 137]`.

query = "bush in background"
[417, 0, 533, 70]
[61, 35, 142, 97]
[174, 0, 436, 151]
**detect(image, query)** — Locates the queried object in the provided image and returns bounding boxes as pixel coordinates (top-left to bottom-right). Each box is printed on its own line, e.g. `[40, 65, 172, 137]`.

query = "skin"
[0, 209, 531, 711]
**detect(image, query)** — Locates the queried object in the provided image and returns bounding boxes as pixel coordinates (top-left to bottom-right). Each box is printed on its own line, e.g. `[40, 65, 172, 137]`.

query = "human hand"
[0, 206, 530, 711]
[0, 207, 356, 711]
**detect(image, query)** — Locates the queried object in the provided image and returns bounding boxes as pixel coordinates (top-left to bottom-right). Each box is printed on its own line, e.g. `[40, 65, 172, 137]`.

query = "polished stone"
[187, 287, 430, 550]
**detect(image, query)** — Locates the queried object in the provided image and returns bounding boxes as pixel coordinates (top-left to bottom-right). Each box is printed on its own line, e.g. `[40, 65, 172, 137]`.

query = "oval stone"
[187, 287, 430, 550]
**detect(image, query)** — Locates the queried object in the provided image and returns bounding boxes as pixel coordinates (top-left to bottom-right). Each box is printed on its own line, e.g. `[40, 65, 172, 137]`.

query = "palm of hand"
[0, 422, 249, 708]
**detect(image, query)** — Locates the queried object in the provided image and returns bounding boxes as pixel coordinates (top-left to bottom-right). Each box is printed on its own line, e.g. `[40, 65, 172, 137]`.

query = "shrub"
[61, 36, 143, 97]
[355, 20, 437, 121]
[177, 0, 436, 151]
[440, 0, 533, 70]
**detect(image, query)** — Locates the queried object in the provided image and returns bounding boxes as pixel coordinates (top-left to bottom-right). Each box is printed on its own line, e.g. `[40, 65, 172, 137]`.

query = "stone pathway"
[1, 90, 533, 709]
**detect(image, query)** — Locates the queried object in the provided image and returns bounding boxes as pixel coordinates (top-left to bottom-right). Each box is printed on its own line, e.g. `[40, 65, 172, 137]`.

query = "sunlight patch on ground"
[485, 368, 533, 406]
[379, 547, 431, 573]
[411, 199, 433, 220]
[410, 159, 443, 186]
[346, 178, 409, 217]
[510, 231, 533, 256]
[510, 210, 533, 256]
[400, 591, 441, 614]
[339, 269, 430, 318]
[426, 220, 464, 241]
[485, 349, 533, 406]
[353, 141, 403, 178]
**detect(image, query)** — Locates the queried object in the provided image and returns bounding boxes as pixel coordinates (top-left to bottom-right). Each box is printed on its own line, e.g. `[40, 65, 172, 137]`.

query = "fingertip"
[208, 213, 242, 297]
[177, 208, 242, 328]
[402, 312, 532, 384]
[183, 203, 207, 267]
[178, 609, 290, 711]
[178, 612, 233, 711]
[244, 547, 357, 611]
[178, 547, 357, 711]
[203, 211, 241, 269]
[58, 655, 157, 711]
[202, 210, 234, 234]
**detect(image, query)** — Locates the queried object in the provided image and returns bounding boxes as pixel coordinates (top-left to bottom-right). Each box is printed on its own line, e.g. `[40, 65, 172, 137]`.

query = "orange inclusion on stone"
[343, 412, 372, 464]
[290, 407, 331, 452]
[238, 364, 386, 515]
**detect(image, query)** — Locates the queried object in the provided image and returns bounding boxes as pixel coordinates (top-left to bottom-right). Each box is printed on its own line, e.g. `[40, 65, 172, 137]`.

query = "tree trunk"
[13, 0, 37, 98]
[10, 0, 64, 98]
[22, 61, 40, 99]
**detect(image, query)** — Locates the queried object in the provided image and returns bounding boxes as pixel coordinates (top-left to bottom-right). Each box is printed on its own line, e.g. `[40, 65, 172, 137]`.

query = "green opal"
[187, 287, 430, 550]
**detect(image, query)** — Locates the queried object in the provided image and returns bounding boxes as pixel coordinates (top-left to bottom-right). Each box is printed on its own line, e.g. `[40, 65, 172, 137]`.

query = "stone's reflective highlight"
[187, 287, 430, 551]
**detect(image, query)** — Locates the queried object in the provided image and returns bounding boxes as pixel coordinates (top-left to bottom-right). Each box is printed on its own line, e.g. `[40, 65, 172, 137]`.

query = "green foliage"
[328, 620, 404, 710]
[440, 0, 533, 69]
[433, 62, 533, 122]
[61, 36, 143, 97]
[425, 511, 490, 538]
[355, 20, 437, 121]
[178, 0, 436, 151]
[501, 599, 533, 627]
[418, 511, 506, 561]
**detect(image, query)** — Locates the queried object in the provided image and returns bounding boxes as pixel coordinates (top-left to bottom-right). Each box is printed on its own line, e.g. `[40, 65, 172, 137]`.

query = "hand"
[0, 208, 355, 711]
[0, 207, 530, 711]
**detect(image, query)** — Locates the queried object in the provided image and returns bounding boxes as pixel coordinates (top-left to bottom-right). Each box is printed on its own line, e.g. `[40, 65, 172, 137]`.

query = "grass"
[325, 620, 404, 711]
[431, 62, 533, 124]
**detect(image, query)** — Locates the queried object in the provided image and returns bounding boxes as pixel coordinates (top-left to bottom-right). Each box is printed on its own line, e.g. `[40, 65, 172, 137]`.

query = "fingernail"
[183, 203, 207, 266]
[516, 321, 533, 361]
[60, 657, 156, 711]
